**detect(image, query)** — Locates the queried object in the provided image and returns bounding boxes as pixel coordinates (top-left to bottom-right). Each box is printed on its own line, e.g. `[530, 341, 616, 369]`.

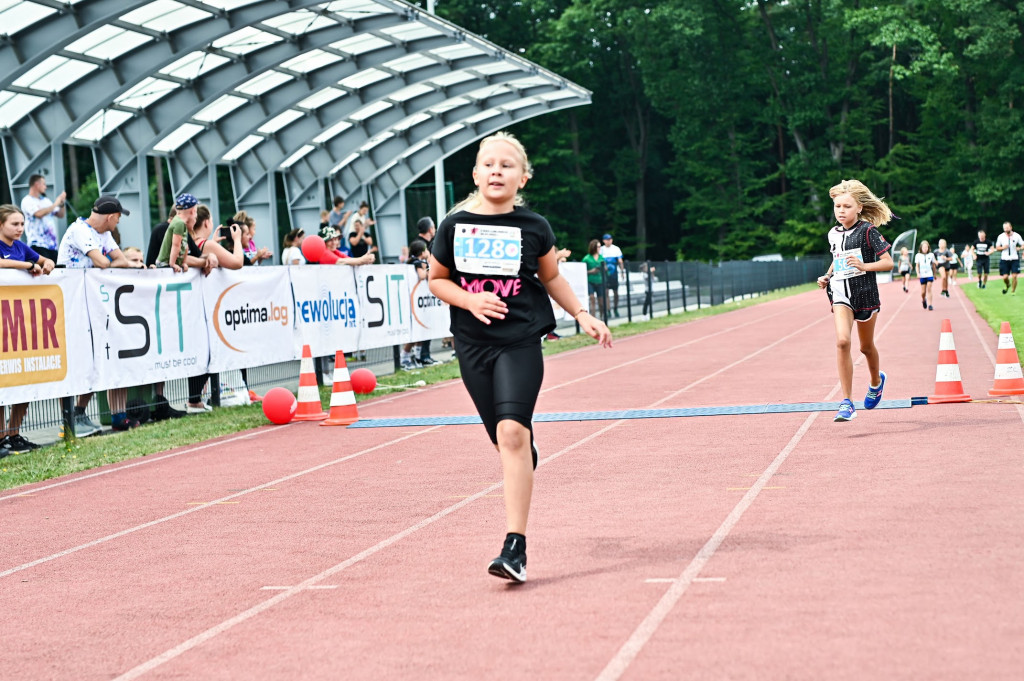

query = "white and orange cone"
[929, 319, 972, 404]
[294, 344, 328, 421]
[989, 322, 1024, 396]
[322, 350, 359, 426]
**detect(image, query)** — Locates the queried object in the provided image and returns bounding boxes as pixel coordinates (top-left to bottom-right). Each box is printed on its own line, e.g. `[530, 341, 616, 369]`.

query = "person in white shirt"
[280, 228, 306, 265]
[599, 233, 624, 316]
[914, 240, 937, 311]
[347, 200, 375, 233]
[20, 174, 66, 261]
[994, 221, 1024, 294]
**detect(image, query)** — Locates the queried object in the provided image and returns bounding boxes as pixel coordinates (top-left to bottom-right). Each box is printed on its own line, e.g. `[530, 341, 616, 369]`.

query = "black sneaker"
[0, 436, 11, 458]
[488, 534, 527, 583]
[922, 299, 927, 309]
[111, 417, 141, 432]
[7, 434, 40, 452]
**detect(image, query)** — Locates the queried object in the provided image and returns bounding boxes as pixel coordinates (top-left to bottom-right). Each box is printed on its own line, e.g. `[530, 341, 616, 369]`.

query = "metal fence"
[13, 257, 825, 437]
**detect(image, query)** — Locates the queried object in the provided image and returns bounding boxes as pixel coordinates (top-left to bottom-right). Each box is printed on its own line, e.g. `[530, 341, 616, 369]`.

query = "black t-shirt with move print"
[433, 206, 557, 345]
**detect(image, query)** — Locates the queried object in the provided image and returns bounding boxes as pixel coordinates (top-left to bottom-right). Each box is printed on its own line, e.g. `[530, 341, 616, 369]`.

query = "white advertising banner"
[202, 267, 299, 372]
[289, 265, 362, 357]
[0, 269, 93, 404]
[550, 262, 590, 321]
[356, 264, 414, 349]
[84, 268, 210, 389]
[408, 271, 450, 343]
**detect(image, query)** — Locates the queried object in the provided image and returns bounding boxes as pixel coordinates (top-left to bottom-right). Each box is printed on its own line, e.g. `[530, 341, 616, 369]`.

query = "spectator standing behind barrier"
[974, 229, 993, 289]
[311, 226, 374, 266]
[1, 204, 56, 454]
[600, 233, 624, 317]
[281, 228, 306, 265]
[583, 239, 607, 319]
[995, 221, 1024, 295]
[348, 219, 375, 258]
[156, 194, 198, 272]
[400, 240, 438, 369]
[640, 262, 656, 315]
[20, 174, 65, 262]
[347, 200, 375, 233]
[416, 216, 436, 250]
[146, 208, 176, 267]
[328, 196, 352, 231]
[960, 243, 974, 283]
[57, 195, 144, 434]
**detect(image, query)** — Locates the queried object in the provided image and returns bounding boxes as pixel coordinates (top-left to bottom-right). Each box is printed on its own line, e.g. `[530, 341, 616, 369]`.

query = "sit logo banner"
[85, 269, 209, 389]
[356, 264, 412, 349]
[408, 271, 449, 343]
[203, 267, 298, 371]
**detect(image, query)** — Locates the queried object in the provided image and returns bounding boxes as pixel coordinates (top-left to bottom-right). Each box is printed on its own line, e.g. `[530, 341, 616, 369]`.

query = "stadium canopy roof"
[0, 0, 591, 257]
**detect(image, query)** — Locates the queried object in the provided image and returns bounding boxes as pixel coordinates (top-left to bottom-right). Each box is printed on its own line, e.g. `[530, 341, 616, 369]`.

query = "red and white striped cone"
[929, 319, 972, 404]
[322, 350, 359, 426]
[293, 344, 328, 421]
[989, 322, 1024, 396]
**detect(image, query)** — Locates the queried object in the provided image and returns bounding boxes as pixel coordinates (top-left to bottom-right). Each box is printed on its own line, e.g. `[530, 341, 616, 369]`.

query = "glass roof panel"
[538, 90, 579, 102]
[236, 71, 292, 96]
[313, 120, 353, 144]
[259, 109, 305, 134]
[280, 144, 315, 169]
[154, 122, 205, 152]
[115, 77, 179, 110]
[213, 27, 283, 56]
[431, 123, 465, 141]
[222, 134, 264, 161]
[0, 2, 55, 35]
[430, 44, 485, 61]
[472, 62, 521, 76]
[14, 56, 98, 93]
[383, 54, 436, 74]
[0, 92, 46, 128]
[65, 26, 152, 61]
[389, 83, 433, 103]
[200, 0, 264, 10]
[297, 88, 346, 110]
[330, 34, 390, 56]
[392, 112, 431, 132]
[325, 1, 389, 21]
[263, 10, 337, 35]
[500, 98, 537, 112]
[281, 50, 344, 75]
[161, 52, 231, 80]
[429, 97, 470, 114]
[349, 100, 390, 121]
[465, 109, 502, 124]
[339, 69, 390, 90]
[70, 109, 134, 142]
[194, 95, 248, 122]
[429, 71, 475, 87]
[330, 152, 360, 175]
[379, 23, 442, 42]
[400, 138, 431, 159]
[358, 131, 393, 152]
[121, 1, 212, 33]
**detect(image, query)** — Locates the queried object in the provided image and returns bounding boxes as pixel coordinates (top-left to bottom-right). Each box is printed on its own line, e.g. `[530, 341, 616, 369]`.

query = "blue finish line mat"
[347, 398, 919, 428]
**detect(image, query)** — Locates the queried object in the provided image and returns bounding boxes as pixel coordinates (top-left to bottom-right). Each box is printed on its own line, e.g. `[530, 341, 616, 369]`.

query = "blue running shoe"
[834, 399, 856, 422]
[864, 371, 886, 410]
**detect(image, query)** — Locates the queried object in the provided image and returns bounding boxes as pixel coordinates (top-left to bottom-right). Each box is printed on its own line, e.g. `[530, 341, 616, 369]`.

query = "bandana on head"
[175, 193, 198, 209]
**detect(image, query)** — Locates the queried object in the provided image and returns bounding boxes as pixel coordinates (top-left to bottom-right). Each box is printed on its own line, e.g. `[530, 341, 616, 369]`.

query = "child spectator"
[281, 228, 306, 265]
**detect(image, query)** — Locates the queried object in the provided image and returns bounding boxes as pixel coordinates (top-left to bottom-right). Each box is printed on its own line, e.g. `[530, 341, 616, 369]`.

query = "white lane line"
[0, 427, 441, 580]
[108, 302, 828, 680]
[260, 585, 338, 591]
[594, 290, 915, 681]
[0, 428, 287, 503]
[112, 422, 619, 681]
[594, 411, 820, 681]
[956, 290, 1024, 424]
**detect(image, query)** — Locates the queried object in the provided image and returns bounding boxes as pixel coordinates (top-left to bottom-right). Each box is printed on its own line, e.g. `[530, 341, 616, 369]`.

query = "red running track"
[2, 281, 1022, 680]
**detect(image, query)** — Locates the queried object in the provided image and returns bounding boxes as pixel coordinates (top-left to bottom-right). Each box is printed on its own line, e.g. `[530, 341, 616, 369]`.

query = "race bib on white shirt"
[453, 223, 522, 276]
[831, 247, 865, 281]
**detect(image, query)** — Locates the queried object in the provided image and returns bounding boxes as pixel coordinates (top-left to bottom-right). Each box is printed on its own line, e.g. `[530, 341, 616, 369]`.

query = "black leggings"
[188, 374, 209, 404]
[457, 338, 544, 445]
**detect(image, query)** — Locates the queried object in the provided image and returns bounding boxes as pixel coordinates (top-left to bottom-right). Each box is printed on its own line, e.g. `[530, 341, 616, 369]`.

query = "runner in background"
[429, 132, 611, 583]
[960, 243, 974, 283]
[915, 240, 936, 311]
[816, 179, 893, 423]
[994, 221, 1023, 295]
[897, 246, 912, 292]
[935, 238, 952, 298]
[974, 230, 993, 289]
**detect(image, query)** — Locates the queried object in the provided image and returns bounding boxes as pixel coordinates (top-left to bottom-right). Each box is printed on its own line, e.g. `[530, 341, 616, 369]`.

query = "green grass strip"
[1, 284, 815, 491]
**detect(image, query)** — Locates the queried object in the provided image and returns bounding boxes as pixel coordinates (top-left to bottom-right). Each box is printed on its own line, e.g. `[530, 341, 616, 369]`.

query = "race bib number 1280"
[453, 224, 522, 276]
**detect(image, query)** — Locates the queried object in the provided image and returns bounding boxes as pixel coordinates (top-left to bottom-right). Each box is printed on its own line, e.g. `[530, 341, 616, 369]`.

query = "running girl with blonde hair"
[429, 132, 612, 582]
[816, 179, 894, 422]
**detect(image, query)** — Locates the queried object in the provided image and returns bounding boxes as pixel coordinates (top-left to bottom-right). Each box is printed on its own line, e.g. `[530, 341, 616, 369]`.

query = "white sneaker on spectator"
[185, 403, 212, 414]
[73, 413, 100, 437]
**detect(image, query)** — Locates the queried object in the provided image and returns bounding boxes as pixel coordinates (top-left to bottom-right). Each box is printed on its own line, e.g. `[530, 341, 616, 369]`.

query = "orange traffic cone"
[294, 344, 328, 421]
[989, 322, 1024, 396]
[322, 350, 359, 426]
[929, 319, 972, 404]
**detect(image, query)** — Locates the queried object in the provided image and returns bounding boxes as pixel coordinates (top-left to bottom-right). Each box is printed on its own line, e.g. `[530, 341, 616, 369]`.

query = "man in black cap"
[57, 195, 140, 269]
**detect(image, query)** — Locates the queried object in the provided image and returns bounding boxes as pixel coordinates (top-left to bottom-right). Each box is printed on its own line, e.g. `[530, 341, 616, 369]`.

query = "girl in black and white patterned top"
[816, 180, 894, 422]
